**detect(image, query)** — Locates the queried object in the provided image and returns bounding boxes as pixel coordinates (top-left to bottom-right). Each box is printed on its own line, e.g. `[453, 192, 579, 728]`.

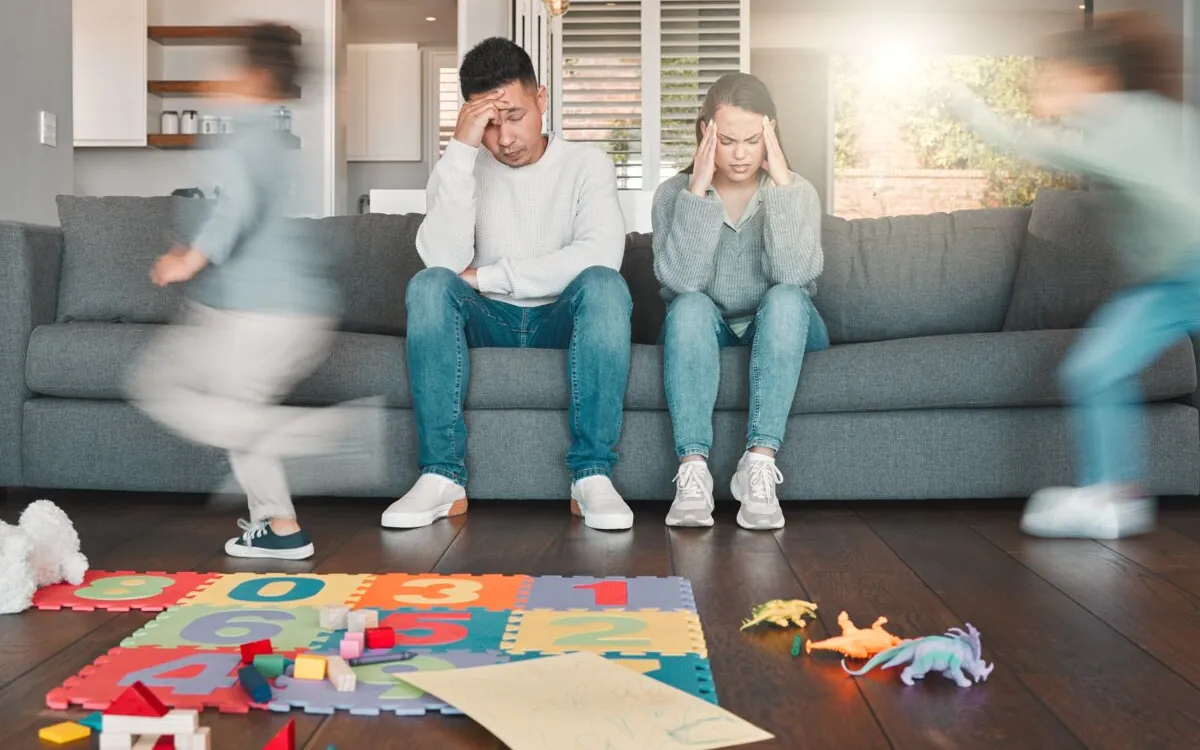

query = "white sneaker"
[731, 453, 785, 530]
[570, 476, 634, 531]
[666, 462, 715, 527]
[1021, 485, 1156, 540]
[382, 474, 468, 529]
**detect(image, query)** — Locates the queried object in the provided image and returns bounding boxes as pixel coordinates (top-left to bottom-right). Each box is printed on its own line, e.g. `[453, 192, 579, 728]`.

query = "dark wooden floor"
[5, 489, 1200, 750]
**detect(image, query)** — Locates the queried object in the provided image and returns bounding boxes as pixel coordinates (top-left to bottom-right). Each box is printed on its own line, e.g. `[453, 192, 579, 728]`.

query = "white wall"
[74, 0, 335, 216]
[0, 0, 73, 226]
[457, 0, 508, 64]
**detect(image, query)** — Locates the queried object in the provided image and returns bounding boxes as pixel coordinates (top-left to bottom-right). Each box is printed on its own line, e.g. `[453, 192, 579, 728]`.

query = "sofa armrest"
[0, 221, 63, 486]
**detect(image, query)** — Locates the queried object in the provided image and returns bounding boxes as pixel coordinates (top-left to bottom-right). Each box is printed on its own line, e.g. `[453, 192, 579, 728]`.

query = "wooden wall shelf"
[148, 133, 301, 150]
[148, 80, 301, 99]
[148, 25, 302, 46]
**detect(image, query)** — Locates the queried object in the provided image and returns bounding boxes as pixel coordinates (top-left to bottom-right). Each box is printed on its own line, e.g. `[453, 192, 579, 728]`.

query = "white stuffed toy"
[0, 499, 89, 614]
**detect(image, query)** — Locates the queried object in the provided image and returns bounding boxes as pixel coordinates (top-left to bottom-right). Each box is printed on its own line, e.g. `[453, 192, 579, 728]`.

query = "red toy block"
[364, 627, 395, 650]
[240, 639, 274, 665]
[104, 681, 168, 717]
[262, 718, 295, 750]
[153, 737, 175, 749]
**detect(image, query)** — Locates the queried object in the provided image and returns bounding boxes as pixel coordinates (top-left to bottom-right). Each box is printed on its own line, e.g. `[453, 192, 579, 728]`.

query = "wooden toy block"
[102, 709, 199, 736]
[253, 654, 289, 679]
[80, 712, 104, 732]
[132, 737, 165, 750]
[240, 638, 274, 665]
[175, 727, 211, 750]
[293, 654, 327, 681]
[364, 627, 395, 650]
[99, 735, 134, 750]
[344, 632, 365, 647]
[151, 737, 175, 750]
[345, 610, 373, 633]
[261, 719, 296, 750]
[38, 721, 91, 745]
[324, 656, 356, 692]
[106, 681, 168, 717]
[239, 664, 273, 703]
[339, 636, 363, 660]
[319, 604, 350, 630]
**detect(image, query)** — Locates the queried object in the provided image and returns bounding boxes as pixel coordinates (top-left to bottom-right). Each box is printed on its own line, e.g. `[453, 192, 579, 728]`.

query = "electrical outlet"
[39, 111, 57, 147]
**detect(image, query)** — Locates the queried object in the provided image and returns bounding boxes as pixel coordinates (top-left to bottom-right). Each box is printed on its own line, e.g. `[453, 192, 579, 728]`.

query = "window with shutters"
[425, 50, 460, 164]
[556, 0, 746, 190]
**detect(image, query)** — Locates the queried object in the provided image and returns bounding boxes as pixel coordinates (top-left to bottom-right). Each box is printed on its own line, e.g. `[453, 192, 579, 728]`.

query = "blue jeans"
[405, 266, 632, 486]
[1061, 264, 1200, 487]
[663, 285, 830, 459]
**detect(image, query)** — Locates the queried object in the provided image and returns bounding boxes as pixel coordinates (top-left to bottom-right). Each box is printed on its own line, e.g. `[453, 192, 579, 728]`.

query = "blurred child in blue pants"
[955, 11, 1199, 539]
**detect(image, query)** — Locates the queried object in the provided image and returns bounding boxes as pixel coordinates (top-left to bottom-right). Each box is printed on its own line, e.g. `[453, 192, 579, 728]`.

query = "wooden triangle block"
[152, 736, 175, 749]
[105, 681, 168, 717]
[261, 719, 295, 750]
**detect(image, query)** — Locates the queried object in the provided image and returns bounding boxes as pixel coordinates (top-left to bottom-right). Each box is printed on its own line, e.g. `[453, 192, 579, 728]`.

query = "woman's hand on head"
[761, 116, 792, 186]
[688, 119, 718, 196]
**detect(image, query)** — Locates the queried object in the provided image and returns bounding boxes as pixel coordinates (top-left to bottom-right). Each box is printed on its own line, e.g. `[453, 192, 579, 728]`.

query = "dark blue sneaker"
[225, 519, 315, 560]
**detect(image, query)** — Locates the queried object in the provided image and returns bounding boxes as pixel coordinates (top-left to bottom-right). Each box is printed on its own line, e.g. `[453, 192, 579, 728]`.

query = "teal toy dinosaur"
[842, 623, 994, 687]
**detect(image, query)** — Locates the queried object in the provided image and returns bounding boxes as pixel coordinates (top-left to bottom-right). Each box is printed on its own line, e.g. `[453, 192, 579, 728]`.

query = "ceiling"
[751, 0, 1085, 11]
[345, 0, 457, 46]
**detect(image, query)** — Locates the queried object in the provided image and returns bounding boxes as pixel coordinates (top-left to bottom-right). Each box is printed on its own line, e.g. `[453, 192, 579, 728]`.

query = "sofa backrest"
[49, 190, 1115, 345]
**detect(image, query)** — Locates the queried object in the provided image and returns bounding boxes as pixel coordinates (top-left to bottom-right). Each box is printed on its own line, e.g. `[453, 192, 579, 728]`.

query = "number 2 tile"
[501, 610, 707, 657]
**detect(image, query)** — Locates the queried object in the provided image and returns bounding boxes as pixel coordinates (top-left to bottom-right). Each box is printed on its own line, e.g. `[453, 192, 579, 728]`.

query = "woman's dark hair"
[459, 37, 539, 100]
[244, 23, 300, 98]
[1050, 11, 1182, 100]
[682, 73, 786, 174]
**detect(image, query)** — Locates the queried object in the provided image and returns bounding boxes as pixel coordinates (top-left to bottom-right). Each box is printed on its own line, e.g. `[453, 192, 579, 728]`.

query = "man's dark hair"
[244, 23, 300, 98]
[459, 37, 538, 100]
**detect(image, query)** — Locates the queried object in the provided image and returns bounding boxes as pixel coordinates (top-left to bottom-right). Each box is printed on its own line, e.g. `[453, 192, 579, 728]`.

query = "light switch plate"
[39, 111, 57, 147]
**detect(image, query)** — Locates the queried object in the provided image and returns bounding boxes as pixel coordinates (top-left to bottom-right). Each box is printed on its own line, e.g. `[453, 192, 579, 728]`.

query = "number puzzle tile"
[508, 652, 718, 704]
[523, 576, 697, 612]
[33, 572, 219, 613]
[267, 650, 509, 716]
[501, 609, 708, 657]
[354, 574, 531, 612]
[121, 605, 325, 651]
[181, 574, 372, 609]
[46, 647, 252, 714]
[308, 608, 515, 653]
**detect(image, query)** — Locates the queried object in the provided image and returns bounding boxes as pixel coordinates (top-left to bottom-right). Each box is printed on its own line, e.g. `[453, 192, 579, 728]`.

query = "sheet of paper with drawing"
[396, 651, 773, 750]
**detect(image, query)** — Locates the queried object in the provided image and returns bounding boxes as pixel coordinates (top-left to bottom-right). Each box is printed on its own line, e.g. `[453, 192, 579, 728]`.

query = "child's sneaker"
[225, 519, 315, 560]
[1020, 485, 1156, 540]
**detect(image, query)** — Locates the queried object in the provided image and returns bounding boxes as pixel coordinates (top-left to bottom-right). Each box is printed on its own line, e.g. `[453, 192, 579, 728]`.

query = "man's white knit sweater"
[416, 134, 627, 307]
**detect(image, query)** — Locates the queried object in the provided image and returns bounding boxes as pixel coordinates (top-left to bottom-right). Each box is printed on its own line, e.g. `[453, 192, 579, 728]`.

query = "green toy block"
[253, 654, 289, 679]
[79, 712, 103, 732]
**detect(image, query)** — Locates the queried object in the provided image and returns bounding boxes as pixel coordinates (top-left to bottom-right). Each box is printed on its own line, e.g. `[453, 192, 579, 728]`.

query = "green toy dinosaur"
[739, 599, 818, 630]
[842, 623, 994, 687]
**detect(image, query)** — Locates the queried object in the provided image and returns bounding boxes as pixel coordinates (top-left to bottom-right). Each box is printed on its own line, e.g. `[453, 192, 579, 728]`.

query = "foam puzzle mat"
[40, 572, 716, 716]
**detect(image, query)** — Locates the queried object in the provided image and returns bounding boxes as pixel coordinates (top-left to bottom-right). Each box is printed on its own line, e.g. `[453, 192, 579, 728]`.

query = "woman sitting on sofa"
[652, 72, 827, 531]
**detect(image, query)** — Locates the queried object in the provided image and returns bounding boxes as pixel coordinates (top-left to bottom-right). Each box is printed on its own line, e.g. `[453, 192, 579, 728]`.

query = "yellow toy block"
[39, 721, 92, 745]
[293, 654, 327, 681]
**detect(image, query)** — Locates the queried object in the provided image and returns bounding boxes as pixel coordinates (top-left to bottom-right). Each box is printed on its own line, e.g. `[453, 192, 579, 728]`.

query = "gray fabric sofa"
[2, 189, 1198, 502]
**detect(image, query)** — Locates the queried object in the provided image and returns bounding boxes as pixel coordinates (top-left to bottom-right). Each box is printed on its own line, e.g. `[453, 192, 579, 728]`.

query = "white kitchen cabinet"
[347, 44, 422, 162]
[73, 0, 148, 147]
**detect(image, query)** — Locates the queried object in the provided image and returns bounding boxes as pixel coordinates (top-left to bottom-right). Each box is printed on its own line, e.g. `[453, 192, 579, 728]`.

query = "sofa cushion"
[817, 208, 1029, 344]
[1004, 188, 1129, 331]
[55, 195, 211, 323]
[27, 324, 1195, 413]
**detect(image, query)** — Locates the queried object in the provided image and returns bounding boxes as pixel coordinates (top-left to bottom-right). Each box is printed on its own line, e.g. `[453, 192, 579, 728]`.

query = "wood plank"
[774, 509, 1083, 750]
[433, 503, 574, 575]
[148, 25, 302, 46]
[869, 508, 1200, 750]
[670, 506, 892, 750]
[966, 510, 1200, 690]
[148, 80, 301, 98]
[1099, 522, 1200, 599]
[148, 133, 301, 151]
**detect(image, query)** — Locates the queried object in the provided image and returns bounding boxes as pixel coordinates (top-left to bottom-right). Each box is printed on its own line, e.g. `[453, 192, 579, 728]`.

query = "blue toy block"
[79, 712, 103, 732]
[238, 664, 272, 703]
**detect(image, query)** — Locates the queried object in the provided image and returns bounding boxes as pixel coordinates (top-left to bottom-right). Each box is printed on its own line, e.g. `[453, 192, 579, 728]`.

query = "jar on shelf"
[219, 117, 234, 134]
[180, 110, 199, 135]
[160, 110, 179, 135]
[200, 115, 219, 135]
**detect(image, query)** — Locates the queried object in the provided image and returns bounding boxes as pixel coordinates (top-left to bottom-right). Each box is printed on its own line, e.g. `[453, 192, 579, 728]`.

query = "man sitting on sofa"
[381, 37, 634, 531]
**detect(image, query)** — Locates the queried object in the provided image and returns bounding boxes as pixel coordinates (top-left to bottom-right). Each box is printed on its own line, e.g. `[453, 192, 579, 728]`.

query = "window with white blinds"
[560, 0, 644, 188]
[555, 0, 744, 189]
[437, 65, 459, 156]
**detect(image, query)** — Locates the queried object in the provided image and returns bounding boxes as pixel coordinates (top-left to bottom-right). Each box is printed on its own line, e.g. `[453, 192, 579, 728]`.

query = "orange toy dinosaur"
[806, 611, 906, 660]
